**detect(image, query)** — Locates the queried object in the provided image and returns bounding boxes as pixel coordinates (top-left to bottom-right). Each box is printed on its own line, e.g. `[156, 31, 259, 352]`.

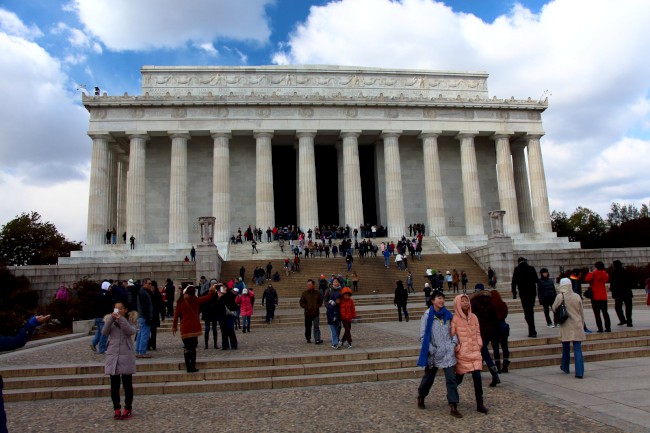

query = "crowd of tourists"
[74, 252, 646, 421]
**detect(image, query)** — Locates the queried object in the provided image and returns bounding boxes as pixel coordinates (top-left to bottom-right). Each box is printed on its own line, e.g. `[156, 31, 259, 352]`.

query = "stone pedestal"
[488, 210, 506, 238]
[196, 217, 221, 282]
[487, 236, 514, 289]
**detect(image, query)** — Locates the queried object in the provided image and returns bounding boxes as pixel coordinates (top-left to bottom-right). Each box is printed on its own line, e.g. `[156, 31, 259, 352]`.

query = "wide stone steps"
[219, 252, 488, 298]
[3, 329, 649, 402]
[143, 294, 647, 329]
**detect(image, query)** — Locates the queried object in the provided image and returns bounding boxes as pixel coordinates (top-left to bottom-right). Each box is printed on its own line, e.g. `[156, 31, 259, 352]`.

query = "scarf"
[417, 306, 453, 367]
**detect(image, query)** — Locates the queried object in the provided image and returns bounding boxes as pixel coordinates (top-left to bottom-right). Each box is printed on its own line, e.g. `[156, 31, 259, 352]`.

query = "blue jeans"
[480, 339, 496, 369]
[384, 256, 389, 267]
[561, 341, 584, 377]
[347, 262, 352, 271]
[242, 316, 251, 330]
[135, 318, 151, 355]
[91, 318, 108, 353]
[328, 324, 341, 346]
[417, 365, 459, 404]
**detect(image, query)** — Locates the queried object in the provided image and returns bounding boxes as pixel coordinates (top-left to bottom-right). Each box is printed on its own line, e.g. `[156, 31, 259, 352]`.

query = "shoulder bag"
[554, 293, 569, 324]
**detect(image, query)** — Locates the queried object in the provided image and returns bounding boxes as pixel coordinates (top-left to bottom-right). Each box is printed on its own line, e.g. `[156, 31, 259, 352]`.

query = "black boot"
[184, 349, 192, 372]
[417, 396, 425, 409]
[449, 403, 463, 418]
[489, 366, 501, 387]
[495, 360, 502, 373]
[501, 359, 510, 373]
[477, 400, 489, 414]
[247, 326, 251, 333]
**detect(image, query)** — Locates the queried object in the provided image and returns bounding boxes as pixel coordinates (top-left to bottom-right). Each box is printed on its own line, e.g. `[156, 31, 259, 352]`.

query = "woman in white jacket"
[552, 278, 586, 379]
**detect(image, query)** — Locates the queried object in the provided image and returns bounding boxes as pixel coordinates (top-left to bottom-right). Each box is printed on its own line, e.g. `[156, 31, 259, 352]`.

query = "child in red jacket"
[339, 287, 357, 348]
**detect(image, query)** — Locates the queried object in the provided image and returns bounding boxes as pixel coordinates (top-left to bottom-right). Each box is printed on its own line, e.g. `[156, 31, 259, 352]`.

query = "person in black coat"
[164, 278, 175, 317]
[216, 285, 238, 350]
[148, 281, 165, 351]
[262, 284, 279, 324]
[511, 257, 539, 337]
[470, 284, 501, 387]
[537, 268, 557, 328]
[609, 260, 633, 327]
[394, 280, 409, 322]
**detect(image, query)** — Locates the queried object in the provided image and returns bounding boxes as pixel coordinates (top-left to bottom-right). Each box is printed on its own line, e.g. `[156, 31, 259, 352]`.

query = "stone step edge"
[7, 346, 650, 402]
[3, 330, 648, 379]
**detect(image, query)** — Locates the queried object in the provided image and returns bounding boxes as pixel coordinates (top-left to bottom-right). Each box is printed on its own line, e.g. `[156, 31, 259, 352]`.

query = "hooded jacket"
[552, 280, 586, 342]
[470, 290, 499, 340]
[451, 294, 483, 374]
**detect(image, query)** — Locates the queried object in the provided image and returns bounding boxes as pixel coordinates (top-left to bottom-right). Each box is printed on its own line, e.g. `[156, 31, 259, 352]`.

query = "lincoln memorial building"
[65, 65, 577, 264]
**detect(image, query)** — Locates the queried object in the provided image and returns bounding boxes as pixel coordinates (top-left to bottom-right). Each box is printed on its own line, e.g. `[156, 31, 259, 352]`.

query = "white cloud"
[273, 0, 650, 216]
[69, 0, 274, 51]
[196, 42, 219, 56]
[0, 24, 90, 241]
[0, 172, 89, 242]
[0, 8, 42, 39]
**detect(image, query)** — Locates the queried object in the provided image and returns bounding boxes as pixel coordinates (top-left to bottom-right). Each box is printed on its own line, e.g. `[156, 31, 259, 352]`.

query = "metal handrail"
[429, 231, 449, 254]
[464, 245, 487, 271]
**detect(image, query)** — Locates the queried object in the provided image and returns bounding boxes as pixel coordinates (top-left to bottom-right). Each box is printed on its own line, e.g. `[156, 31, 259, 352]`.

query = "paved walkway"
[2, 303, 649, 432]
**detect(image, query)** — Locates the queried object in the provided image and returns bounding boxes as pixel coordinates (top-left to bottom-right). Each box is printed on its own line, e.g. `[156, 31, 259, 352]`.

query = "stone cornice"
[82, 93, 548, 112]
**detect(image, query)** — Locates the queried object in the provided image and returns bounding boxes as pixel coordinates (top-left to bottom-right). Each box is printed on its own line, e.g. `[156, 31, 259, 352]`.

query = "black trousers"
[614, 296, 633, 324]
[417, 366, 459, 404]
[456, 370, 483, 403]
[591, 300, 611, 331]
[520, 295, 536, 336]
[110, 374, 133, 410]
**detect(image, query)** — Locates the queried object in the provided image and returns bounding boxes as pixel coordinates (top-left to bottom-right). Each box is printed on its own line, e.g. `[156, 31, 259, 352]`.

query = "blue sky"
[1, 0, 649, 242]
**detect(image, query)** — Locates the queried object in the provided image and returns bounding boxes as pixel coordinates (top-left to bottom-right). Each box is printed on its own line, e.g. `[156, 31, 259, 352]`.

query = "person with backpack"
[262, 284, 279, 324]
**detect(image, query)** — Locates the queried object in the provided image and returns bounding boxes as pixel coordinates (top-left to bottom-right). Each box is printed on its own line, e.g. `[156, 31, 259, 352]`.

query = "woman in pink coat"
[451, 294, 488, 414]
[236, 288, 255, 333]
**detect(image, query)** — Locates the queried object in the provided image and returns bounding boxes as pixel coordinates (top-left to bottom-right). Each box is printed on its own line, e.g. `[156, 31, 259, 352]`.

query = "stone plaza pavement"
[2, 303, 650, 433]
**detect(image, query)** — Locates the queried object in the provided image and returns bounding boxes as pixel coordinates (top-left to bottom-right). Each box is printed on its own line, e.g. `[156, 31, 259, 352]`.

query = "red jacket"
[585, 270, 609, 301]
[339, 297, 357, 322]
[173, 293, 214, 339]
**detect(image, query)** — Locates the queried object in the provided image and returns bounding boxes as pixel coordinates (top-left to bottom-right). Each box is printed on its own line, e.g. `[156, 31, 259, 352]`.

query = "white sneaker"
[547, 324, 554, 328]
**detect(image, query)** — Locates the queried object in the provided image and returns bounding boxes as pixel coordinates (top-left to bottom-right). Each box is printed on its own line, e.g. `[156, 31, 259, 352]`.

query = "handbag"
[554, 294, 569, 324]
[583, 287, 593, 299]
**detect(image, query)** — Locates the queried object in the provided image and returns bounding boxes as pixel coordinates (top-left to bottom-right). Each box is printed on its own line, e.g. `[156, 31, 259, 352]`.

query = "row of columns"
[86, 129, 552, 246]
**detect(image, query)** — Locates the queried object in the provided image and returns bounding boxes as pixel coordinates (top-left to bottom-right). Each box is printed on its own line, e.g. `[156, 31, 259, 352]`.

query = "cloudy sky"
[1, 0, 649, 243]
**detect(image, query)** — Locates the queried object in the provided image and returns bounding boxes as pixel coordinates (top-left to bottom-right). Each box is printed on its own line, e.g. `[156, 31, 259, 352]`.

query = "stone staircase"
[3, 328, 649, 402]
[219, 252, 487, 298]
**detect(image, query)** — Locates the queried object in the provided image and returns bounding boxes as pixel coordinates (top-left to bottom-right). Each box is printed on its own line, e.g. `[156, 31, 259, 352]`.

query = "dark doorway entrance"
[315, 145, 339, 225]
[359, 145, 377, 225]
[272, 145, 296, 227]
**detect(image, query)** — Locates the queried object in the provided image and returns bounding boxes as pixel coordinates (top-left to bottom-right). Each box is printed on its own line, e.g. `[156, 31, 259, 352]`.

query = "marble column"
[419, 131, 446, 235]
[125, 133, 148, 248]
[341, 131, 364, 230]
[526, 134, 553, 233]
[107, 145, 119, 238]
[254, 130, 275, 231]
[116, 155, 128, 244]
[297, 130, 318, 231]
[381, 131, 406, 237]
[492, 132, 521, 234]
[211, 131, 231, 242]
[86, 133, 111, 246]
[457, 132, 484, 236]
[511, 142, 534, 233]
[168, 131, 190, 245]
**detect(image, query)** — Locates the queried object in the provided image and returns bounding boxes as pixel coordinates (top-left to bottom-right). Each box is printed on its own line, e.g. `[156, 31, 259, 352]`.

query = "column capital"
[253, 130, 274, 139]
[525, 132, 545, 140]
[296, 130, 317, 139]
[418, 131, 442, 139]
[340, 130, 361, 139]
[490, 131, 514, 141]
[168, 130, 191, 140]
[510, 140, 527, 150]
[210, 130, 232, 139]
[88, 132, 112, 141]
[109, 143, 125, 154]
[126, 132, 150, 140]
[455, 131, 479, 140]
[381, 130, 402, 139]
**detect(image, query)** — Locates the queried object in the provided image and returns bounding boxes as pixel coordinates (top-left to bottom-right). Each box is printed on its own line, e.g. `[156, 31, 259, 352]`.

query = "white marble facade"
[79, 65, 564, 256]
